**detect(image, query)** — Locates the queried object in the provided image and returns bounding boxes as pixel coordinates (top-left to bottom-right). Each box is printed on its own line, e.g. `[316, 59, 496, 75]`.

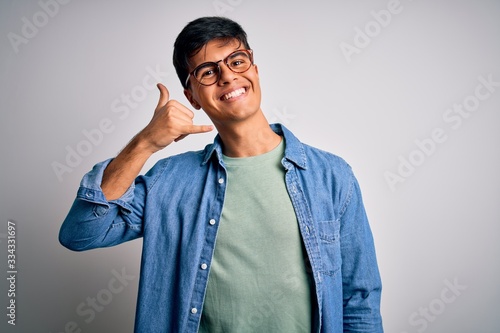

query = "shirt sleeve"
[58, 158, 146, 251]
[340, 173, 384, 332]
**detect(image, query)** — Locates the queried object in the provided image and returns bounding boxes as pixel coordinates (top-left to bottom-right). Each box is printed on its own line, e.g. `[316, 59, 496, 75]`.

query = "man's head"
[173, 17, 251, 89]
[173, 17, 262, 127]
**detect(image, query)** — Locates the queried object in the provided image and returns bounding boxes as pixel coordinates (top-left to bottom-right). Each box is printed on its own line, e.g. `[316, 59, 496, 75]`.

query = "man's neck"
[216, 112, 282, 158]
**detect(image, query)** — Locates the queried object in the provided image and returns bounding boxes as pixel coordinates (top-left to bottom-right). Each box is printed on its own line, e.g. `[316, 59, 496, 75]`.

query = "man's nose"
[217, 63, 237, 86]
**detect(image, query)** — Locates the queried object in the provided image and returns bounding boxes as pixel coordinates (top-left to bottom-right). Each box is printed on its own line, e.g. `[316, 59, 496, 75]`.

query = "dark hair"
[173, 16, 251, 88]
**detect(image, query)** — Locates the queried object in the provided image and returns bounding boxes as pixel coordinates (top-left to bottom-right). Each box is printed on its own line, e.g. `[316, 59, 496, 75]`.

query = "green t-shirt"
[198, 139, 313, 333]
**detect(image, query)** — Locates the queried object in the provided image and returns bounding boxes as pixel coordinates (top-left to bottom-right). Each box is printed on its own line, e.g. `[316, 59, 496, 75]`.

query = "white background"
[1, 0, 499, 332]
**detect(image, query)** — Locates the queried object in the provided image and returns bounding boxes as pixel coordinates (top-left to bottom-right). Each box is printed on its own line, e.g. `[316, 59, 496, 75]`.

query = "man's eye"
[202, 69, 215, 77]
[231, 60, 244, 67]
[197, 67, 217, 79]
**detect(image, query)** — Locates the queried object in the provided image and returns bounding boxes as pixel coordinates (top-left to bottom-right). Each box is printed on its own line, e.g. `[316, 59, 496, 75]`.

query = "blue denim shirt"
[59, 124, 383, 332]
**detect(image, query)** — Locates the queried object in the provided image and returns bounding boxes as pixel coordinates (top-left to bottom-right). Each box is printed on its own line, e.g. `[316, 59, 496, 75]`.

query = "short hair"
[173, 16, 251, 89]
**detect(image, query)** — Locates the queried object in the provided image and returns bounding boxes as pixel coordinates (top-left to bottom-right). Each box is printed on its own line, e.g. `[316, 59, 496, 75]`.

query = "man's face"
[184, 38, 262, 127]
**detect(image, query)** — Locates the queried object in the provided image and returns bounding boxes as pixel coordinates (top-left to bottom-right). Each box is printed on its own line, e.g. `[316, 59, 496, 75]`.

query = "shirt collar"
[201, 123, 307, 170]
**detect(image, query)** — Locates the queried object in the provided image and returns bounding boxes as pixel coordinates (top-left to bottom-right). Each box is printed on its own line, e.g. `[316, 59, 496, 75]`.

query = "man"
[59, 16, 383, 332]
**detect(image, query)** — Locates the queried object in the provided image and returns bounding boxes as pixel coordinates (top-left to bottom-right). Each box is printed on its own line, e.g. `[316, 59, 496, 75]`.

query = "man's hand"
[138, 83, 213, 153]
[101, 83, 212, 200]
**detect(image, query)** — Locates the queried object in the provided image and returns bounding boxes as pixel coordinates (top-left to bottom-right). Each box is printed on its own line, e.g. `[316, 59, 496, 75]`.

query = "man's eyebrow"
[195, 62, 216, 69]
[227, 50, 248, 59]
[192, 48, 247, 69]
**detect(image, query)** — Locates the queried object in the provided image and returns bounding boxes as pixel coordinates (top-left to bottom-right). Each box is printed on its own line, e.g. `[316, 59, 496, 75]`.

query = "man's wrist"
[127, 133, 158, 157]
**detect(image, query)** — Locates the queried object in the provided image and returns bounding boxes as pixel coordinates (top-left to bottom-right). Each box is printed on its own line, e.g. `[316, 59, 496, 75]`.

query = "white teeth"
[223, 88, 245, 101]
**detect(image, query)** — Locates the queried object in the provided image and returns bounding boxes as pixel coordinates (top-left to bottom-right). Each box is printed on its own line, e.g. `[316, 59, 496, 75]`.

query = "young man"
[59, 17, 383, 332]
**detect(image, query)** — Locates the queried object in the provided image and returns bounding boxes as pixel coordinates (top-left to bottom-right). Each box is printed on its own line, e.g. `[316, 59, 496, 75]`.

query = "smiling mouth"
[221, 87, 246, 101]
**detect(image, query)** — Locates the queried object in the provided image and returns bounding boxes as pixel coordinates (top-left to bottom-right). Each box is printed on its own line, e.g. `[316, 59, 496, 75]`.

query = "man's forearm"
[101, 135, 153, 201]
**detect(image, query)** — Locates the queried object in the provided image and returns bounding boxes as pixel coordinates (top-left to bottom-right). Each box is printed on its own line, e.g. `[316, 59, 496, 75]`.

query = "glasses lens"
[194, 63, 219, 86]
[226, 50, 252, 73]
[192, 50, 253, 86]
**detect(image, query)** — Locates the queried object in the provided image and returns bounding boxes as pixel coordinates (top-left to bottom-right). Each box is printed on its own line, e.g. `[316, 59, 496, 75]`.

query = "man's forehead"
[190, 38, 242, 64]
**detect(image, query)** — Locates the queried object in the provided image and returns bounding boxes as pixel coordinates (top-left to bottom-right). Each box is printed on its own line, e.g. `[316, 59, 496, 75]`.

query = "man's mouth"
[221, 87, 246, 101]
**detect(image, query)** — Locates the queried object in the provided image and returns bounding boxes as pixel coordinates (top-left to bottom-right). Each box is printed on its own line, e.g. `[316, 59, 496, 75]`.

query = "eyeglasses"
[185, 49, 254, 88]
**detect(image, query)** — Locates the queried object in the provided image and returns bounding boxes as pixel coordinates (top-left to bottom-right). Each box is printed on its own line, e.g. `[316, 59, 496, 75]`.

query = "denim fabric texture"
[59, 123, 383, 332]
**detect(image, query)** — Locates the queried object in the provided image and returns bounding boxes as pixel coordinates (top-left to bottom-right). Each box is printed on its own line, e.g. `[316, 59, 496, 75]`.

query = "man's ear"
[254, 64, 259, 75]
[184, 88, 201, 110]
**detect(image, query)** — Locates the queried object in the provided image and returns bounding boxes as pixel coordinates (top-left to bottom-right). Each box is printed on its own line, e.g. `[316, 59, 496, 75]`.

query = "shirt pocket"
[316, 220, 341, 276]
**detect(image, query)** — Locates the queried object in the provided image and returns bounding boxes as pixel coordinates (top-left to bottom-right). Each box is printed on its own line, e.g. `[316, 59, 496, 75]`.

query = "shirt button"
[191, 307, 198, 314]
[218, 178, 224, 184]
[201, 263, 208, 270]
[86, 192, 92, 197]
[209, 219, 216, 225]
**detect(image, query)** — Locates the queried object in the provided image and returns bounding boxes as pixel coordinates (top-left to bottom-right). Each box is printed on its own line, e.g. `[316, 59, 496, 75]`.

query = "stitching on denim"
[146, 157, 171, 192]
[338, 173, 355, 220]
[110, 222, 126, 228]
[321, 266, 341, 277]
[318, 220, 340, 243]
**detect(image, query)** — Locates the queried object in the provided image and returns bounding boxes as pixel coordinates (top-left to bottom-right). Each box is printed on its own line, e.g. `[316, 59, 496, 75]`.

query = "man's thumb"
[156, 83, 170, 108]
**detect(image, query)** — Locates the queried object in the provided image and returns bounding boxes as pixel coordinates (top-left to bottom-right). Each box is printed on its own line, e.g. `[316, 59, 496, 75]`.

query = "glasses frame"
[184, 49, 254, 88]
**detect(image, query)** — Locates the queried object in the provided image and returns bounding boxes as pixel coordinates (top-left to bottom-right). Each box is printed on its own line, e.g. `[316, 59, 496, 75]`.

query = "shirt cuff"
[75, 158, 136, 213]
